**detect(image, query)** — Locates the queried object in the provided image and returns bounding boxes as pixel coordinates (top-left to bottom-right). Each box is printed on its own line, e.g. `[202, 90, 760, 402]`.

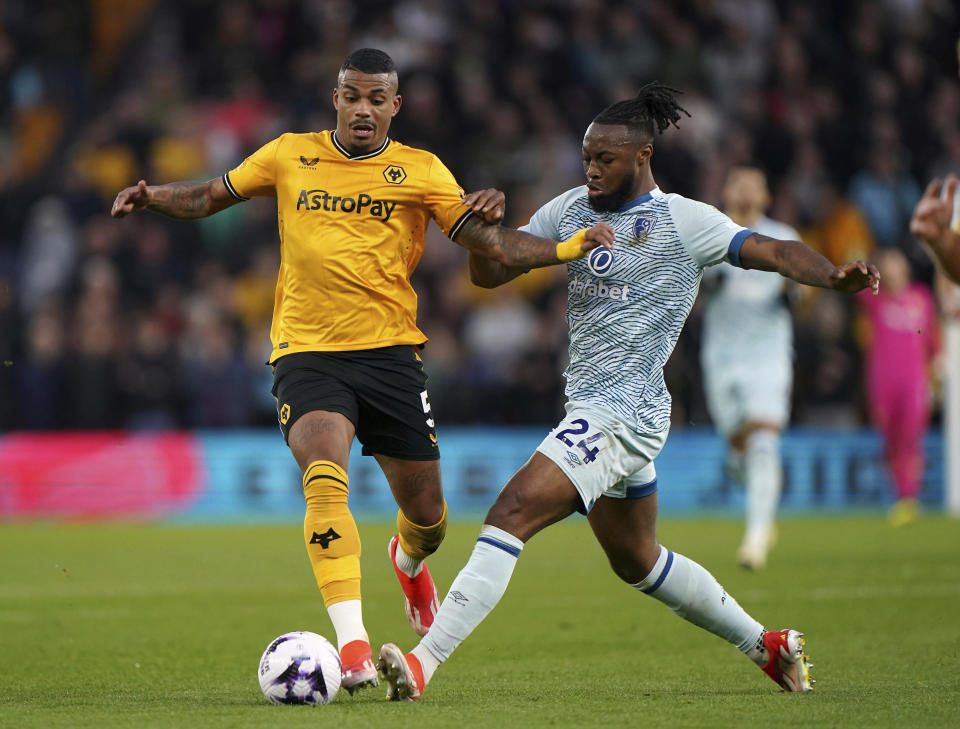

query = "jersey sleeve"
[518, 187, 585, 240]
[424, 155, 474, 241]
[667, 195, 751, 269]
[222, 136, 282, 200]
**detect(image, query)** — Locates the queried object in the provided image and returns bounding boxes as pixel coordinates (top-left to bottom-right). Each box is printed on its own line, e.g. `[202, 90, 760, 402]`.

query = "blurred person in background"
[109, 48, 611, 695]
[17, 307, 66, 430]
[857, 248, 939, 526]
[700, 166, 800, 570]
[848, 134, 921, 250]
[376, 83, 880, 702]
[117, 310, 183, 429]
[0, 273, 18, 429]
[65, 257, 123, 429]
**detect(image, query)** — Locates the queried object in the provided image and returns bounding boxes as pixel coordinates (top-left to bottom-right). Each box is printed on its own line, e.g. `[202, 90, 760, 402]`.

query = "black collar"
[331, 131, 390, 160]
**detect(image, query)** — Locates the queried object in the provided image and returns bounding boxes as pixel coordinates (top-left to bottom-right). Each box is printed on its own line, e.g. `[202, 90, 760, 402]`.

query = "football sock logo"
[310, 528, 342, 549]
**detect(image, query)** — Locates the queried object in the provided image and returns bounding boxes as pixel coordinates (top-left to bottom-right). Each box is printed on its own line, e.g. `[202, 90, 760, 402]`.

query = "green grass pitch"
[1, 515, 958, 728]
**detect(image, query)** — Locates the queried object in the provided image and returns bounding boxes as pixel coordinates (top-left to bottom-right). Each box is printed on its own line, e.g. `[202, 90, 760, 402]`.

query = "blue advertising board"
[182, 427, 946, 521]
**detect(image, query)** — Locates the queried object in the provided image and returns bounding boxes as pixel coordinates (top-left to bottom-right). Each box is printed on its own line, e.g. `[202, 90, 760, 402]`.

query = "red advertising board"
[0, 432, 203, 519]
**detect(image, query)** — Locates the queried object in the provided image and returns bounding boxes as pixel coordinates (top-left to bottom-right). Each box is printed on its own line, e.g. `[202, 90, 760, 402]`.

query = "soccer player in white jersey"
[700, 166, 799, 570]
[376, 83, 879, 701]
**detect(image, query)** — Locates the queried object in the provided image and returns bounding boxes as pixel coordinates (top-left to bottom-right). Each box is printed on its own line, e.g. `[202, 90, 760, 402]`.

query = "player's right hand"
[909, 175, 956, 250]
[582, 222, 615, 251]
[830, 259, 880, 295]
[111, 180, 151, 218]
[463, 188, 505, 225]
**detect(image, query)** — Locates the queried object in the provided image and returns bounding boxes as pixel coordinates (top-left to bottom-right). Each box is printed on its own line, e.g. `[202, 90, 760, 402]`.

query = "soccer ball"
[257, 631, 341, 705]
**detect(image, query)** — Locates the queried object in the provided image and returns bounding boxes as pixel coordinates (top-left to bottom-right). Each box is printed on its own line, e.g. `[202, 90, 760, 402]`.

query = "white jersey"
[700, 214, 799, 374]
[520, 185, 750, 433]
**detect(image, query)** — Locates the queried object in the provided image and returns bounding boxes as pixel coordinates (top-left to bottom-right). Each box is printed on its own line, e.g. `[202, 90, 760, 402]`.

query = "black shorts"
[271, 346, 439, 460]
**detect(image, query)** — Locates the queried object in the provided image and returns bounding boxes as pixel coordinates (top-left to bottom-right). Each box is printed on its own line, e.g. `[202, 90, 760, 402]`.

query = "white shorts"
[536, 402, 668, 514]
[703, 362, 791, 437]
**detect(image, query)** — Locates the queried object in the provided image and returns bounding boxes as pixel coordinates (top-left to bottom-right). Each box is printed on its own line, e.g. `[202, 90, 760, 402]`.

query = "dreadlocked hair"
[593, 82, 690, 138]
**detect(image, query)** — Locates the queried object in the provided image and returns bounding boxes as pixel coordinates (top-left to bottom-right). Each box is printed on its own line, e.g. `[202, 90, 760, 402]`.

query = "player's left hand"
[830, 260, 880, 295]
[464, 188, 505, 225]
[583, 223, 615, 250]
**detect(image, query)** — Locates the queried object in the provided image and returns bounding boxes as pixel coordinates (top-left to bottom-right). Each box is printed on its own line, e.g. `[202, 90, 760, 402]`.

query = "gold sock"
[302, 460, 361, 606]
[396, 501, 448, 561]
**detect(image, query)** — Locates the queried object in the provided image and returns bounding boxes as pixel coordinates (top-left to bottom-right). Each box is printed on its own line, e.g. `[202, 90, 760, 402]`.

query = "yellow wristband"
[556, 229, 589, 262]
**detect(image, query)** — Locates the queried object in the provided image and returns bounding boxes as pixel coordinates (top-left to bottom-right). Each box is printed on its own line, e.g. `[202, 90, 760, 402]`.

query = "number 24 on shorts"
[554, 418, 606, 463]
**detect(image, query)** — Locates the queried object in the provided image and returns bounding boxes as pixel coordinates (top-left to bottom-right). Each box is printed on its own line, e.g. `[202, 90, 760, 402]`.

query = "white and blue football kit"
[520, 186, 751, 512]
[410, 186, 790, 690]
[700, 215, 799, 436]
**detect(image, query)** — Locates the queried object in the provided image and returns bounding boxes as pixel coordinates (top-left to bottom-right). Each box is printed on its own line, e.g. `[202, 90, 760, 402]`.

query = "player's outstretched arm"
[738, 232, 880, 295]
[110, 178, 240, 220]
[909, 175, 960, 284]
[454, 217, 614, 270]
[459, 187, 528, 287]
[467, 252, 526, 288]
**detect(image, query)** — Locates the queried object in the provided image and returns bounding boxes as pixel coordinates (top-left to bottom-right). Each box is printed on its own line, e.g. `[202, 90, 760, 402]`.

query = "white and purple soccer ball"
[258, 631, 341, 705]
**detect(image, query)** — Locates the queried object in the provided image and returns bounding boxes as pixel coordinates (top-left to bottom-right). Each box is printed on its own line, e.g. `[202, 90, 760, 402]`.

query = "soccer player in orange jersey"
[111, 48, 612, 695]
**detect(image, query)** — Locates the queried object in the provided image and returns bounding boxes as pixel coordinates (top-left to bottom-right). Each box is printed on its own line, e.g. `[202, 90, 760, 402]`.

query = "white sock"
[633, 545, 765, 654]
[326, 599, 368, 651]
[394, 541, 424, 578]
[419, 525, 524, 671]
[411, 643, 441, 684]
[726, 448, 746, 484]
[743, 429, 782, 545]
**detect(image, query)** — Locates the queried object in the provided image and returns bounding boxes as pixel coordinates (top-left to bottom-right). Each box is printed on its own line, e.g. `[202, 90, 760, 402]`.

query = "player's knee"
[746, 428, 780, 457]
[485, 486, 545, 539]
[302, 460, 349, 504]
[607, 540, 659, 584]
[397, 501, 447, 560]
[608, 558, 645, 585]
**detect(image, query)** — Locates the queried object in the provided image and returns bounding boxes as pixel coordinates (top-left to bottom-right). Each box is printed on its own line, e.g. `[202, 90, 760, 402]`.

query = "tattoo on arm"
[171, 184, 209, 215]
[455, 216, 560, 268]
[468, 251, 525, 288]
[147, 182, 213, 219]
[147, 179, 237, 219]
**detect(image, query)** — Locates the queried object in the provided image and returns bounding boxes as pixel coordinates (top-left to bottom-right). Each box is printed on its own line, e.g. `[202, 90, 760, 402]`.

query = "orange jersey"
[223, 131, 473, 362]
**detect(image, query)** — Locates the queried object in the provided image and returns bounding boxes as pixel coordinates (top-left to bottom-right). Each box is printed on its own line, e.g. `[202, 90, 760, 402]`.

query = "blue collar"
[618, 188, 658, 212]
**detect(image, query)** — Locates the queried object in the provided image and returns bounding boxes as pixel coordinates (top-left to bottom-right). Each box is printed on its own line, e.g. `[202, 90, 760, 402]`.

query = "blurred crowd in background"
[0, 0, 958, 432]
